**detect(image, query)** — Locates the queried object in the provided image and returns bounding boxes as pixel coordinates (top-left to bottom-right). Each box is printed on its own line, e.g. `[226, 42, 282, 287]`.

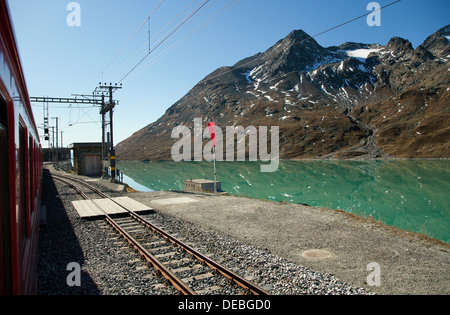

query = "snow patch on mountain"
[346, 48, 381, 60]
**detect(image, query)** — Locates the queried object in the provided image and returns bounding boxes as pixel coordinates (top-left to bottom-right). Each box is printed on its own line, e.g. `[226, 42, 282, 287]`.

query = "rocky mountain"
[117, 25, 450, 161]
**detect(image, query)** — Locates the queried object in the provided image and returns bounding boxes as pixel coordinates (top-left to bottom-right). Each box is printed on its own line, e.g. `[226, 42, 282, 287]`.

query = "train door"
[0, 96, 11, 294]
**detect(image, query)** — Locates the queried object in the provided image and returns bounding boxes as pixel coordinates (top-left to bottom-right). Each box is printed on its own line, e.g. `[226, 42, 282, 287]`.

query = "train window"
[29, 136, 34, 213]
[0, 97, 11, 294]
[18, 123, 28, 255]
[33, 141, 37, 207]
[0, 100, 4, 124]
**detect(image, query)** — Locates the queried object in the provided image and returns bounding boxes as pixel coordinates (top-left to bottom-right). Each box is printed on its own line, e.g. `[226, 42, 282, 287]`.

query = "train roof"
[0, 0, 40, 140]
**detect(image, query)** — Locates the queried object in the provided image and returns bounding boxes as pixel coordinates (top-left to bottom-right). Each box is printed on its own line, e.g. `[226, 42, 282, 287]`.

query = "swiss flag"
[208, 122, 216, 147]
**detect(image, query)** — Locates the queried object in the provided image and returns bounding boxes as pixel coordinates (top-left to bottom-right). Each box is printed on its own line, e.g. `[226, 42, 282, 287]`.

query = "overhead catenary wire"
[122, 0, 242, 84]
[64, 105, 101, 130]
[118, 0, 211, 84]
[95, 0, 166, 83]
[312, 0, 402, 39]
[89, 0, 402, 113]
[95, 0, 402, 88]
[95, 0, 240, 87]
[104, 0, 202, 83]
[118, 0, 212, 84]
[196, 0, 403, 86]
[121, 0, 403, 112]
[74, 1, 221, 139]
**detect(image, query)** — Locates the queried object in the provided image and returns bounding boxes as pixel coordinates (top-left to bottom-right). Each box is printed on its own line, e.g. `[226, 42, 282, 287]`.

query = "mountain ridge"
[117, 25, 450, 161]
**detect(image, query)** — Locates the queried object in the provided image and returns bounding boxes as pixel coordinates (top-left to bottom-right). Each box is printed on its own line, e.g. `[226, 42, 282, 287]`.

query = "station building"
[69, 142, 103, 176]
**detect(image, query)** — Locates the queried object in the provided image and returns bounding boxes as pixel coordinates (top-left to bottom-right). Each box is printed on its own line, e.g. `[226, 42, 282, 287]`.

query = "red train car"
[1, 0, 43, 295]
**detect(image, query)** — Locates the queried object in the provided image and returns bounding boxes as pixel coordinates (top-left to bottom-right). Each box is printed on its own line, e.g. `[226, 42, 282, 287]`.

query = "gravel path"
[38, 171, 371, 295]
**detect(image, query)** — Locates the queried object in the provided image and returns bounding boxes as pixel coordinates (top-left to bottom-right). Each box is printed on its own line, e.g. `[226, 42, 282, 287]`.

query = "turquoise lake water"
[118, 160, 450, 243]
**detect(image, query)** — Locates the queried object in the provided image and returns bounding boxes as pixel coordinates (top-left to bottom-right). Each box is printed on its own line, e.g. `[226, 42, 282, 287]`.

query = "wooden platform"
[72, 197, 153, 219]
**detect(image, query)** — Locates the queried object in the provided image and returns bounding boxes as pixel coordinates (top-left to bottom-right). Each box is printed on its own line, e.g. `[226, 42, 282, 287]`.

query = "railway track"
[45, 170, 270, 295]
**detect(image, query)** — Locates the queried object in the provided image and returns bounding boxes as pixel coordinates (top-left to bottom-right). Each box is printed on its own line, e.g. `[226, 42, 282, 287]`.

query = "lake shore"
[117, 159, 450, 243]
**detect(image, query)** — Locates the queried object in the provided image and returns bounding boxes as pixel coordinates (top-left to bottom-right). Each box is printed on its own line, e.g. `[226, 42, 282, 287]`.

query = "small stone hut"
[69, 143, 103, 176]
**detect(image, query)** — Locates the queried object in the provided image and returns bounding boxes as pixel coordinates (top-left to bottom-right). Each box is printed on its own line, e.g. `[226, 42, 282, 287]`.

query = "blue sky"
[7, 0, 449, 148]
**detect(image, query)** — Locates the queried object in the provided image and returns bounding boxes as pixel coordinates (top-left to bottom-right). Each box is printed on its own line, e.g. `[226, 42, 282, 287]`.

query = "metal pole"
[101, 95, 106, 178]
[213, 146, 217, 194]
[109, 87, 114, 150]
[51, 118, 59, 167]
[109, 86, 116, 182]
[54, 118, 58, 166]
[50, 126, 55, 163]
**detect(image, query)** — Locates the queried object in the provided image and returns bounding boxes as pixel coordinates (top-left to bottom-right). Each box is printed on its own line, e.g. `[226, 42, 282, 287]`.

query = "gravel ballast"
[38, 170, 371, 295]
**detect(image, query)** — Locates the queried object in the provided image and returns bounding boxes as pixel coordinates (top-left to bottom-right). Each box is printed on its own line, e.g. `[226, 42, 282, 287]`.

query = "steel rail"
[46, 172, 270, 295]
[46, 172, 196, 295]
[130, 210, 270, 295]
[102, 213, 196, 295]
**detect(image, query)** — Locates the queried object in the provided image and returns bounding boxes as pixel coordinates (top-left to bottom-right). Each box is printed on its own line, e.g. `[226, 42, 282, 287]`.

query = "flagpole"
[213, 146, 217, 194]
[208, 121, 217, 194]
